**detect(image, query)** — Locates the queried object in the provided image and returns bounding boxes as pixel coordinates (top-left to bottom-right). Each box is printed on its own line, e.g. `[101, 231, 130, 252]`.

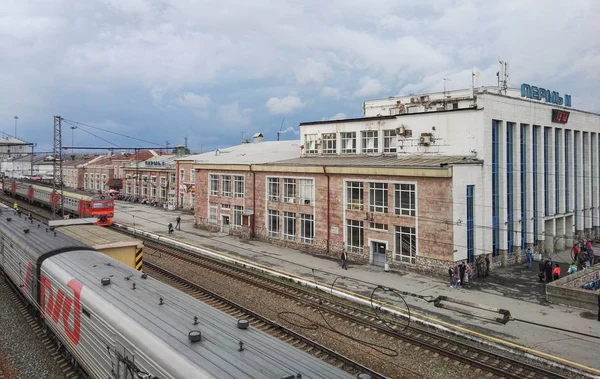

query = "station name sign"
[144, 161, 166, 167]
[521, 83, 571, 107]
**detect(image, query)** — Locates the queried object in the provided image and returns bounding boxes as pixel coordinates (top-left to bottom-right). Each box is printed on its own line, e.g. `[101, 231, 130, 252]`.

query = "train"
[0, 211, 354, 379]
[1, 178, 114, 226]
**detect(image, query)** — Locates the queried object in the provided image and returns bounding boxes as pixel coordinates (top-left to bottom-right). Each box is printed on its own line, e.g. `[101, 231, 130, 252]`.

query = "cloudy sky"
[1, 0, 598, 153]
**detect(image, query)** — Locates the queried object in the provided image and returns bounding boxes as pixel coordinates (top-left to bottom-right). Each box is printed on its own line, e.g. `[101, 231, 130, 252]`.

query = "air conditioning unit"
[304, 199, 311, 205]
[419, 133, 434, 146]
[396, 125, 406, 136]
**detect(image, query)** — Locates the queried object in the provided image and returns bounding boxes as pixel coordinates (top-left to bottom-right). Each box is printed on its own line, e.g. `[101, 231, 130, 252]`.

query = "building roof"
[300, 115, 396, 126]
[186, 140, 301, 165]
[0, 136, 31, 145]
[269, 154, 482, 168]
[123, 153, 179, 169]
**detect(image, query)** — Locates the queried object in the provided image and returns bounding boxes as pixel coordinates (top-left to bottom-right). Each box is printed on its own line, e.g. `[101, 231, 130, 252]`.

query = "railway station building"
[188, 84, 600, 274]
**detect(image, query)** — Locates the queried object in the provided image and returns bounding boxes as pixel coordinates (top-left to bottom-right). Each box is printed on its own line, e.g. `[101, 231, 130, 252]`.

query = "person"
[13, 201, 18, 214]
[476, 255, 484, 278]
[567, 261, 578, 274]
[526, 247, 533, 269]
[448, 265, 455, 287]
[484, 254, 491, 277]
[464, 264, 472, 289]
[538, 259, 546, 282]
[586, 240, 592, 251]
[454, 264, 461, 288]
[175, 215, 181, 230]
[340, 250, 348, 270]
[588, 247, 595, 267]
[459, 261, 466, 285]
[552, 263, 561, 281]
[168, 222, 174, 234]
[545, 260, 553, 283]
[573, 243, 580, 261]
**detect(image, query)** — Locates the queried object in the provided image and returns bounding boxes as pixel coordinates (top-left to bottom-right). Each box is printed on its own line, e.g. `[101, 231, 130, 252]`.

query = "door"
[371, 242, 387, 267]
[222, 215, 230, 233]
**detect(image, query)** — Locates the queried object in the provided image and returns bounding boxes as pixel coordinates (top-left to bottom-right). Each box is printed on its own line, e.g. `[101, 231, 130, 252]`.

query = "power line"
[63, 121, 121, 148]
[61, 118, 164, 147]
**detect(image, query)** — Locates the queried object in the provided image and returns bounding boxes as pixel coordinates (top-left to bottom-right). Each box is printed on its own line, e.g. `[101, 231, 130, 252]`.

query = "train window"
[82, 308, 91, 319]
[86, 203, 91, 208]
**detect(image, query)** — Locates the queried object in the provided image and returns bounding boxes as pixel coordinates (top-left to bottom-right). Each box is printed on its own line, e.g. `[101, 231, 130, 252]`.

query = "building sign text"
[521, 83, 571, 107]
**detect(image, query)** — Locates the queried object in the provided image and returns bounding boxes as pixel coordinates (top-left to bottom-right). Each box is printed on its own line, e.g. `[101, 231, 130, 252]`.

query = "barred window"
[209, 204, 218, 224]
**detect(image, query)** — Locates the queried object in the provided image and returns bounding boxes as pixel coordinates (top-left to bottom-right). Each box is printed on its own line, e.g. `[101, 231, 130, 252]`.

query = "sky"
[0, 0, 599, 154]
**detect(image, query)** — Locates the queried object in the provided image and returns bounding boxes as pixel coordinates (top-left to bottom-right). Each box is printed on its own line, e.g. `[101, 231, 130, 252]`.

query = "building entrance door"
[222, 215, 230, 234]
[371, 241, 387, 267]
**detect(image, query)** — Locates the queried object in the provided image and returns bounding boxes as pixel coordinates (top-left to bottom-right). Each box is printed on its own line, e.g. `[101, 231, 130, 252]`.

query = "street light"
[14, 116, 18, 139]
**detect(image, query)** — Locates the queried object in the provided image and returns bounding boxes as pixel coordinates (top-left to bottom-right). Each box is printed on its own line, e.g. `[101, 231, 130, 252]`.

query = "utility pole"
[70, 125, 77, 147]
[14, 116, 18, 139]
[52, 116, 64, 218]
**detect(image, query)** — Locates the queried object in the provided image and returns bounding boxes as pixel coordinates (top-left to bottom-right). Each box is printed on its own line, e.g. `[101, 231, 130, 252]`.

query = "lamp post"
[14, 116, 18, 139]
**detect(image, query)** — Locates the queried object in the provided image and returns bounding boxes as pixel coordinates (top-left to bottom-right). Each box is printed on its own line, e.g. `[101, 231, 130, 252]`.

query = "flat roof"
[269, 154, 482, 168]
[300, 115, 396, 126]
[58, 224, 142, 250]
[187, 140, 301, 165]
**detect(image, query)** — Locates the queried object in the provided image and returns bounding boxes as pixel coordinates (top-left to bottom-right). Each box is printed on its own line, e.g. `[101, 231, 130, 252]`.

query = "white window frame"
[322, 133, 337, 154]
[369, 222, 388, 231]
[221, 203, 231, 209]
[179, 169, 185, 181]
[190, 169, 196, 183]
[160, 178, 166, 199]
[233, 175, 244, 198]
[346, 219, 363, 253]
[283, 178, 296, 203]
[340, 132, 356, 154]
[346, 181, 364, 210]
[362, 130, 378, 153]
[208, 204, 218, 224]
[268, 177, 280, 202]
[394, 183, 416, 216]
[299, 213, 314, 244]
[283, 212, 296, 241]
[233, 205, 244, 229]
[210, 174, 219, 195]
[304, 134, 318, 154]
[394, 226, 416, 264]
[221, 175, 232, 197]
[383, 129, 397, 153]
[298, 179, 314, 205]
[267, 210, 280, 238]
[369, 182, 388, 213]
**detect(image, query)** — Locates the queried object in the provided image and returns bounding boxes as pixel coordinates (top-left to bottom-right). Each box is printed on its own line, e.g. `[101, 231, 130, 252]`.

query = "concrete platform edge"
[112, 222, 600, 378]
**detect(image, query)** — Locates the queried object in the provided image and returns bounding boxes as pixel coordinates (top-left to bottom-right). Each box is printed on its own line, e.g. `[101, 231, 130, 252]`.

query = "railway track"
[143, 262, 383, 379]
[140, 238, 574, 379]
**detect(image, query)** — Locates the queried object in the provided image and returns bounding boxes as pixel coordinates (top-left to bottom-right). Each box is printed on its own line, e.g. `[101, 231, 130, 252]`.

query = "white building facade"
[300, 85, 600, 266]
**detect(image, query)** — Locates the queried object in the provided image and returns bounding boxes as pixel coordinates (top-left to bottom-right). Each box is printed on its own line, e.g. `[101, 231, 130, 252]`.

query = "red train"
[1, 179, 114, 226]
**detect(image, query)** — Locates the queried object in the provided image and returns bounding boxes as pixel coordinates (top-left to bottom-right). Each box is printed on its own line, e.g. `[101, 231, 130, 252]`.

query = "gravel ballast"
[0, 277, 70, 379]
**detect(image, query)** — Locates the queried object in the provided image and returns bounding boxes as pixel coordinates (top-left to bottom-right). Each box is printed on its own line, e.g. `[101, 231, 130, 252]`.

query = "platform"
[113, 201, 600, 375]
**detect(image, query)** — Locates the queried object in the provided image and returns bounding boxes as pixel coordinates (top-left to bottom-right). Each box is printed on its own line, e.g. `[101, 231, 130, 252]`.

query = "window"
[160, 178, 166, 199]
[209, 204, 218, 224]
[210, 174, 219, 195]
[383, 130, 397, 153]
[305, 134, 318, 154]
[369, 222, 388, 231]
[346, 181, 363, 210]
[284, 178, 296, 203]
[362, 131, 378, 153]
[151, 184, 156, 198]
[142, 176, 148, 196]
[322, 133, 337, 154]
[221, 175, 231, 196]
[267, 210, 280, 237]
[190, 169, 196, 183]
[340, 132, 356, 154]
[300, 214, 314, 243]
[369, 182, 388, 213]
[268, 177, 280, 201]
[180, 169, 185, 181]
[221, 203, 230, 209]
[233, 176, 244, 198]
[394, 184, 415, 216]
[346, 220, 363, 253]
[126, 183, 131, 195]
[298, 179, 314, 205]
[394, 226, 416, 264]
[169, 173, 176, 184]
[283, 212, 296, 240]
[233, 206, 243, 229]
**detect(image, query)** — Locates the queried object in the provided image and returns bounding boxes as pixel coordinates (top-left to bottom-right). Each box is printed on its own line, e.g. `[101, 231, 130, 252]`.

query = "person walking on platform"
[13, 201, 18, 214]
[168, 222, 174, 234]
[459, 261, 466, 285]
[526, 247, 533, 269]
[484, 254, 491, 277]
[453, 263, 461, 288]
[476, 255, 484, 278]
[340, 250, 348, 270]
[175, 215, 181, 230]
[538, 259, 546, 282]
[545, 260, 553, 283]
[448, 265, 455, 287]
[588, 247, 595, 267]
[552, 263, 561, 281]
[464, 264, 472, 289]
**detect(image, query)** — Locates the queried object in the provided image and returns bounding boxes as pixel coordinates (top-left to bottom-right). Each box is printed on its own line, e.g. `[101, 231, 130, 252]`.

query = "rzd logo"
[40, 275, 83, 345]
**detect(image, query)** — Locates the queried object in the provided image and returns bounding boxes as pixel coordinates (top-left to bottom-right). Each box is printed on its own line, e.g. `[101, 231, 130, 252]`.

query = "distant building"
[123, 153, 178, 206]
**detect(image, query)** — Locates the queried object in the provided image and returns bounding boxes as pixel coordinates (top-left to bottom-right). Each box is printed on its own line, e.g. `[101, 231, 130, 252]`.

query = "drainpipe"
[249, 165, 256, 238]
[323, 166, 330, 254]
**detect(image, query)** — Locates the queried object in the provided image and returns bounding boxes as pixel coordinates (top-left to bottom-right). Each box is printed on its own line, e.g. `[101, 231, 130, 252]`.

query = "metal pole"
[14, 116, 18, 139]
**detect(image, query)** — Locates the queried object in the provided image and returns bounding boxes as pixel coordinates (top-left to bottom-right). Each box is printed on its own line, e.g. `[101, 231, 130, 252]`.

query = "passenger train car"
[0, 212, 354, 379]
[1, 179, 113, 226]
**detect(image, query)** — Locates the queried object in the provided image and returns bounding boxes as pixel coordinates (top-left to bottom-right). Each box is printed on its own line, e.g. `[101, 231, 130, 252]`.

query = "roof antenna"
[277, 118, 285, 141]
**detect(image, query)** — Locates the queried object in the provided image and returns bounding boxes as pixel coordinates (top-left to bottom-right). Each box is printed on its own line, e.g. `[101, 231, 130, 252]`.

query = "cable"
[63, 121, 122, 148]
[62, 119, 164, 147]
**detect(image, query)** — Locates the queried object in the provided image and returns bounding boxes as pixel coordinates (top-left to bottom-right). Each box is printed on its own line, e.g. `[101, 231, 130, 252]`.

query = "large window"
[466, 185, 475, 263]
[304, 134, 318, 154]
[126, 183, 131, 195]
[160, 178, 166, 199]
[283, 212, 296, 241]
[383, 129, 397, 153]
[190, 169, 196, 183]
[340, 132, 356, 154]
[298, 179, 314, 205]
[369, 182, 388, 213]
[362, 131, 378, 153]
[346, 220, 364, 253]
[221, 175, 231, 196]
[300, 214, 314, 243]
[268, 177, 280, 202]
[210, 174, 219, 195]
[169, 173, 176, 184]
[284, 178, 296, 203]
[394, 184, 415, 216]
[233, 206, 244, 229]
[346, 181, 363, 210]
[180, 169, 185, 181]
[267, 210, 280, 237]
[233, 175, 244, 198]
[322, 133, 336, 154]
[209, 204, 218, 224]
[394, 226, 416, 264]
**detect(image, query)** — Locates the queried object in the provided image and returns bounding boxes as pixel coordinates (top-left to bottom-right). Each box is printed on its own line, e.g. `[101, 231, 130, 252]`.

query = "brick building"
[62, 154, 100, 189]
[81, 150, 156, 193]
[123, 153, 177, 206]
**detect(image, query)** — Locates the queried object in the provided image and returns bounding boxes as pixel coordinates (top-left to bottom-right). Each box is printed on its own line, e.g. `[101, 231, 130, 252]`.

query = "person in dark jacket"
[545, 260, 553, 283]
[538, 259, 546, 282]
[484, 254, 491, 277]
[459, 261, 466, 285]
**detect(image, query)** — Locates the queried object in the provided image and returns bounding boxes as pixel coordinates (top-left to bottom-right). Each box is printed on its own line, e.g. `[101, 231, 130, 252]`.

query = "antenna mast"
[277, 118, 285, 141]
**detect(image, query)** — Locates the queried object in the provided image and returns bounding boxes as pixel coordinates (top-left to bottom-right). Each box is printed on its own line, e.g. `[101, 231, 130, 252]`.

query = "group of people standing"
[448, 261, 473, 288]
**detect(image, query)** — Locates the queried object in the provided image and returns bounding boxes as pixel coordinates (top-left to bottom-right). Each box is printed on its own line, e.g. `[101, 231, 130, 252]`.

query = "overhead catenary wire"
[62, 118, 164, 147]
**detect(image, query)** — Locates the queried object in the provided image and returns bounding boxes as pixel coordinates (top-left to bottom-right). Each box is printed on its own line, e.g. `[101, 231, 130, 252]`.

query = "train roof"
[31, 184, 94, 201]
[57, 224, 142, 250]
[0, 207, 92, 263]
[47, 250, 352, 379]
